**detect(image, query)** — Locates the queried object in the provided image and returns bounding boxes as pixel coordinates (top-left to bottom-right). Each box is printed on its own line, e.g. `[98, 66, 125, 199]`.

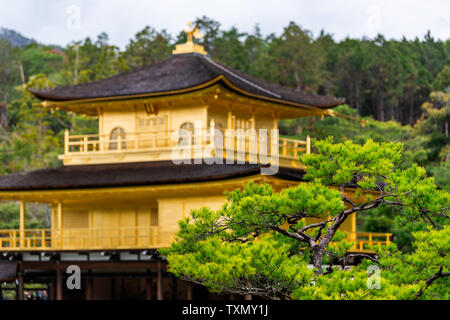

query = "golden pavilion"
[0, 28, 391, 300]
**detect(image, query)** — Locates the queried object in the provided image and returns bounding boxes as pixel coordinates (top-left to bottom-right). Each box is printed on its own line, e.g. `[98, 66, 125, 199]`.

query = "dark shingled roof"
[30, 53, 344, 108]
[0, 161, 305, 191]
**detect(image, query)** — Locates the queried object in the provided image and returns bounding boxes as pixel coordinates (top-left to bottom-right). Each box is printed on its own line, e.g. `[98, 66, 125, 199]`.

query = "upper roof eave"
[32, 76, 343, 118]
[29, 53, 345, 110]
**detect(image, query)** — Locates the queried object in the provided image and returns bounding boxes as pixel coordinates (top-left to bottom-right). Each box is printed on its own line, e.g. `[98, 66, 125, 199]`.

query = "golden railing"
[0, 227, 177, 251]
[63, 129, 311, 160]
[279, 136, 311, 159]
[0, 228, 391, 252]
[351, 232, 392, 252]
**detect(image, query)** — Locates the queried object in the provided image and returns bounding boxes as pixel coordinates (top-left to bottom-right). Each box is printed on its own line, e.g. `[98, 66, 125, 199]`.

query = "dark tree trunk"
[309, 117, 315, 135]
[409, 98, 415, 126]
[0, 102, 8, 131]
[312, 246, 324, 275]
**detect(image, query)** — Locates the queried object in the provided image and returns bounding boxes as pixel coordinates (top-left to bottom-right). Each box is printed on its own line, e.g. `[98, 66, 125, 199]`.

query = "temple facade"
[0, 30, 391, 300]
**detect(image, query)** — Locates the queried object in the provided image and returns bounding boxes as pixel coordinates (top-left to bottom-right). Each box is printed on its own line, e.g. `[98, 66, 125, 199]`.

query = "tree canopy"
[161, 139, 449, 300]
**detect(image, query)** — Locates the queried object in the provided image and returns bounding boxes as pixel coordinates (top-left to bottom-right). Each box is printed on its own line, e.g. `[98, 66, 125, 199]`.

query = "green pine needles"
[161, 138, 449, 300]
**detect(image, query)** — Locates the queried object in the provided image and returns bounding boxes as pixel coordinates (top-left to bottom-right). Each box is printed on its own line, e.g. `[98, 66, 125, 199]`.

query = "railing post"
[99, 135, 104, 152]
[64, 129, 69, 154]
[19, 201, 25, 249]
[282, 139, 287, 156]
[41, 230, 46, 248]
[210, 119, 216, 151]
[306, 135, 311, 154]
[13, 230, 17, 249]
[83, 136, 88, 152]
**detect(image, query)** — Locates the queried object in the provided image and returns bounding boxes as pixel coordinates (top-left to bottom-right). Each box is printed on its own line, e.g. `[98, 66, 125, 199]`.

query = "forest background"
[0, 16, 448, 251]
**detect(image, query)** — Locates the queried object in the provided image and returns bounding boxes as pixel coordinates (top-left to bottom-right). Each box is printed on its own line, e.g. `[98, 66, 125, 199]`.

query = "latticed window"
[138, 116, 166, 132]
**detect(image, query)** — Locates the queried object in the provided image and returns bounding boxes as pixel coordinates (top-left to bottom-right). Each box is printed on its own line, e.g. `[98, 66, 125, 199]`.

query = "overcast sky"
[1, 0, 449, 49]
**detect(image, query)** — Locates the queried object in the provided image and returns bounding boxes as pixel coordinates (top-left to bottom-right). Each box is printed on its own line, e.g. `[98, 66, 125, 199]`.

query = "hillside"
[0, 27, 35, 47]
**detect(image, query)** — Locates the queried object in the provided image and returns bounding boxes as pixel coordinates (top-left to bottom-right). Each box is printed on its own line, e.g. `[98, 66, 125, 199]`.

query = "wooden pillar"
[86, 271, 93, 300]
[210, 119, 216, 148]
[227, 111, 233, 129]
[99, 107, 104, 136]
[111, 278, 116, 300]
[57, 201, 63, 249]
[17, 264, 24, 300]
[273, 118, 279, 130]
[19, 201, 25, 248]
[186, 283, 193, 300]
[172, 277, 178, 300]
[157, 260, 163, 300]
[64, 129, 69, 154]
[351, 213, 357, 243]
[145, 270, 152, 300]
[306, 135, 311, 154]
[15, 282, 19, 300]
[121, 278, 125, 300]
[49, 279, 56, 300]
[56, 264, 63, 301]
[51, 205, 56, 248]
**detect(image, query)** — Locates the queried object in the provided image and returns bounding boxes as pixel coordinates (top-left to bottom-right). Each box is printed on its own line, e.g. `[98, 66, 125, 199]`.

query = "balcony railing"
[0, 227, 177, 251]
[0, 228, 391, 252]
[62, 129, 311, 163]
[351, 232, 392, 252]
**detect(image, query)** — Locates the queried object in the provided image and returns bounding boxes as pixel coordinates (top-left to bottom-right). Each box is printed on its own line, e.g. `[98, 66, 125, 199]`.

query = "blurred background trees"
[0, 16, 448, 245]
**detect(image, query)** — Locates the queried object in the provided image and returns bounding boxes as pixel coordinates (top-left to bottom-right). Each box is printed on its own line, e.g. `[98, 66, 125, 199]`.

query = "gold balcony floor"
[0, 228, 391, 253]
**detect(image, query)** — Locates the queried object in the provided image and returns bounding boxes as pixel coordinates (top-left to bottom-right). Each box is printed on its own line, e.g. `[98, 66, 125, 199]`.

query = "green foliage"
[281, 98, 449, 247]
[0, 75, 63, 173]
[300, 137, 402, 188]
[124, 26, 173, 70]
[20, 43, 65, 80]
[0, 201, 50, 229]
[61, 33, 129, 85]
[433, 65, 450, 91]
[163, 139, 449, 300]
[0, 38, 21, 102]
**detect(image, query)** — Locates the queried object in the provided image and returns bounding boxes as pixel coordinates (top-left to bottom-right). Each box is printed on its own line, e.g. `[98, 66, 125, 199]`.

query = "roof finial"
[173, 22, 208, 55]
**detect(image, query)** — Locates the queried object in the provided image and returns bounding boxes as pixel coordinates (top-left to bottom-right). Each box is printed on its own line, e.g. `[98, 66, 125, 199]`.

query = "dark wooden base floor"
[1, 259, 251, 300]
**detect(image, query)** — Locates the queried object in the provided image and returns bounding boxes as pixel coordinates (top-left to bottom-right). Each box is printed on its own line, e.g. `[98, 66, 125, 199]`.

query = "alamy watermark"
[367, 265, 381, 290]
[66, 265, 81, 290]
[171, 121, 280, 175]
[66, 4, 81, 30]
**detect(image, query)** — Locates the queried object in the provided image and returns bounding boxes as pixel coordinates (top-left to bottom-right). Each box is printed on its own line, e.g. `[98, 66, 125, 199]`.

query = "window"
[215, 122, 224, 132]
[180, 122, 194, 132]
[109, 127, 126, 150]
[150, 207, 159, 227]
[138, 116, 166, 132]
[179, 122, 195, 145]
